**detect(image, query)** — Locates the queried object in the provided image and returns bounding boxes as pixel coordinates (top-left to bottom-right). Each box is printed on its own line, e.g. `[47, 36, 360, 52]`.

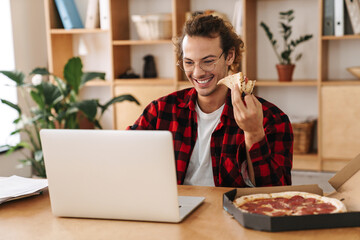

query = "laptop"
[40, 129, 205, 223]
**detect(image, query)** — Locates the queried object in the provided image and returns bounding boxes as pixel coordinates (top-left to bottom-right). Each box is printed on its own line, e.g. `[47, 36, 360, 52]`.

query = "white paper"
[0, 175, 48, 203]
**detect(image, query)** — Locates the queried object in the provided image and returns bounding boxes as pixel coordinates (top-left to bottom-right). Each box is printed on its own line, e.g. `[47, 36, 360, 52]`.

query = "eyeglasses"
[177, 52, 225, 72]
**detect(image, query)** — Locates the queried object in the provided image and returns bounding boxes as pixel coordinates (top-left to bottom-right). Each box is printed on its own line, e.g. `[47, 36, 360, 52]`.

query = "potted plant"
[0, 57, 140, 177]
[260, 10, 313, 81]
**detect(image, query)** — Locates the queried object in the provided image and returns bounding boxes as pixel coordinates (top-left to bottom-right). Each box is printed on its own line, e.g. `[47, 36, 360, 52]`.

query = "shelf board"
[113, 39, 173, 46]
[114, 78, 174, 86]
[50, 28, 109, 34]
[322, 35, 360, 40]
[256, 80, 318, 87]
[84, 80, 112, 87]
[321, 80, 360, 86]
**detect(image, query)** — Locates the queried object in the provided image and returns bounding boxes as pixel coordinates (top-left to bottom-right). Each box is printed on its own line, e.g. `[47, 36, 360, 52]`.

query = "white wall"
[0, 0, 47, 177]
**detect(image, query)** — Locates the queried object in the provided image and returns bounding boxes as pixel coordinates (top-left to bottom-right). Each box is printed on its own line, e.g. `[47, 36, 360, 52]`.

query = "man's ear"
[225, 47, 235, 66]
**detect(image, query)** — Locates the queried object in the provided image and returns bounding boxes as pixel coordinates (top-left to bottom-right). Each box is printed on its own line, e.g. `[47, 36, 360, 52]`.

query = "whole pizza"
[233, 191, 347, 216]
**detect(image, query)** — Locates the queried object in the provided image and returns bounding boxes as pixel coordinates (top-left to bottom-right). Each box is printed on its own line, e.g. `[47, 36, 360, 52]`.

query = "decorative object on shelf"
[260, 10, 313, 82]
[345, 0, 360, 35]
[347, 66, 360, 79]
[290, 116, 317, 154]
[54, 0, 83, 29]
[131, 13, 172, 40]
[143, 55, 157, 78]
[0, 57, 140, 177]
[118, 68, 140, 79]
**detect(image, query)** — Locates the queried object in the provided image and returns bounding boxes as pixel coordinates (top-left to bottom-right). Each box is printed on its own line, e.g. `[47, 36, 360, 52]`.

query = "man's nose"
[192, 63, 205, 77]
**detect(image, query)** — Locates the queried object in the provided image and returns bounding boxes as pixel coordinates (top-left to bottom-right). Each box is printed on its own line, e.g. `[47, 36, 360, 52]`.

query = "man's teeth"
[196, 78, 211, 84]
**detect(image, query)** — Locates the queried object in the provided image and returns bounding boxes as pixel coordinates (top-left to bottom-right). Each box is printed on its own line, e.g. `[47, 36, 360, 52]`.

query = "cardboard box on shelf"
[223, 153, 360, 232]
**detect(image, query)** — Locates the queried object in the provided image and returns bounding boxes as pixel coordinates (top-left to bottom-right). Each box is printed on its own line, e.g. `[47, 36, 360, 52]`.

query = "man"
[128, 14, 293, 187]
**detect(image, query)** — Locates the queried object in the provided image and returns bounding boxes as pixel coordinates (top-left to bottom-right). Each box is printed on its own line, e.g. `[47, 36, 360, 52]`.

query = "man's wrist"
[244, 130, 265, 148]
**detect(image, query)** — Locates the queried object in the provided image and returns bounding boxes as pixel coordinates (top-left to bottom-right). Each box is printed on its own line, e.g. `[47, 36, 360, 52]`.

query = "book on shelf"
[345, 0, 360, 34]
[85, 0, 100, 29]
[323, 0, 335, 36]
[54, 0, 84, 29]
[99, 0, 110, 30]
[334, 0, 345, 36]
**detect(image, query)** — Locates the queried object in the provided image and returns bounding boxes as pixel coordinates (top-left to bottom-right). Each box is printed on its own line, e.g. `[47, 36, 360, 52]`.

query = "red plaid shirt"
[128, 88, 293, 187]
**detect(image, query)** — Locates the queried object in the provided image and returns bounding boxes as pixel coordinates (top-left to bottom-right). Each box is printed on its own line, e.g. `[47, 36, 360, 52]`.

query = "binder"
[345, 0, 360, 34]
[344, 1, 355, 34]
[334, 0, 344, 36]
[54, 0, 83, 29]
[323, 0, 335, 35]
[99, 0, 110, 30]
[85, 0, 100, 29]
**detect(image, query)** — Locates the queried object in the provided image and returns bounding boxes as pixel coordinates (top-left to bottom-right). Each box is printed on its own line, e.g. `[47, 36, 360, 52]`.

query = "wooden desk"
[1, 185, 359, 239]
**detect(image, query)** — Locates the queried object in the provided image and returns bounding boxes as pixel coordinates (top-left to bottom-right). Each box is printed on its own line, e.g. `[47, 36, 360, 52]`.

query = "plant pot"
[77, 112, 95, 129]
[276, 64, 295, 82]
[54, 112, 94, 129]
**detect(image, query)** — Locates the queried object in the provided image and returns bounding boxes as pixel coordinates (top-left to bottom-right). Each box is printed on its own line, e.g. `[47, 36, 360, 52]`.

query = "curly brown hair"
[175, 14, 244, 73]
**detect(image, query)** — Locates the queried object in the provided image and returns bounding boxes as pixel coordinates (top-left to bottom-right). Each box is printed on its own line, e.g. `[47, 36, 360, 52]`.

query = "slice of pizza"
[233, 191, 347, 217]
[217, 72, 256, 94]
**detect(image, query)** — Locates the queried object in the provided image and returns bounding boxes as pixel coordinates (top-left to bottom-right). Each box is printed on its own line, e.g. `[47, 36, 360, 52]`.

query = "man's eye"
[203, 60, 215, 65]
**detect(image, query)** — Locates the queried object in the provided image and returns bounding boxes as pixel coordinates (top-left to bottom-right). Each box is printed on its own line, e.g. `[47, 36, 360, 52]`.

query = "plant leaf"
[54, 76, 69, 97]
[5, 141, 32, 156]
[30, 68, 50, 76]
[81, 72, 105, 86]
[64, 57, 83, 94]
[260, 22, 276, 45]
[93, 119, 102, 129]
[34, 150, 43, 162]
[10, 129, 21, 135]
[0, 99, 21, 114]
[99, 94, 140, 114]
[41, 81, 63, 106]
[75, 100, 98, 120]
[30, 90, 45, 109]
[295, 53, 303, 61]
[0, 70, 25, 86]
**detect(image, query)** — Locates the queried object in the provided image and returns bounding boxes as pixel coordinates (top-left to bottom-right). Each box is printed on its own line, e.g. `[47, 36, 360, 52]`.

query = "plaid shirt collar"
[177, 87, 235, 122]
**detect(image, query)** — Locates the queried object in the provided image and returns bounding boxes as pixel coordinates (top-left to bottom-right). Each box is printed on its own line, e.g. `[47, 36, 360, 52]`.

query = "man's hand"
[231, 83, 265, 148]
[231, 82, 264, 186]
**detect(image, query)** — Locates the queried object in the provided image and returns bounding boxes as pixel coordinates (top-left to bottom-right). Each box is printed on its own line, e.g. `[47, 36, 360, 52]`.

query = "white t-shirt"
[183, 102, 225, 186]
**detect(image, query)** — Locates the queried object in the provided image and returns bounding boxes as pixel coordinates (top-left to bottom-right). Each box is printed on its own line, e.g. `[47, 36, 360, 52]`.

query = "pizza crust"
[217, 72, 256, 94]
[233, 191, 347, 216]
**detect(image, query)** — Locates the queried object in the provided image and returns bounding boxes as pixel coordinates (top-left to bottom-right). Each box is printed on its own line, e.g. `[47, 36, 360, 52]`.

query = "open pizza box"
[223, 153, 360, 232]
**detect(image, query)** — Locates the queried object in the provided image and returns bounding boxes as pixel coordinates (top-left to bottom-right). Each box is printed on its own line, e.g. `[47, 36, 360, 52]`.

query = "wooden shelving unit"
[44, 0, 360, 172]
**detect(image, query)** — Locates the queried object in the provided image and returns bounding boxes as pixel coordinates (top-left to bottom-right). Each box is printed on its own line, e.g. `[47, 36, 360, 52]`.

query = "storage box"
[131, 13, 172, 40]
[292, 120, 315, 154]
[223, 153, 360, 232]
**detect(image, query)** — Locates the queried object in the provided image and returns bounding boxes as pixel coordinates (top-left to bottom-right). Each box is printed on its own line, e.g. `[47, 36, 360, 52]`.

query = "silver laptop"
[40, 129, 204, 223]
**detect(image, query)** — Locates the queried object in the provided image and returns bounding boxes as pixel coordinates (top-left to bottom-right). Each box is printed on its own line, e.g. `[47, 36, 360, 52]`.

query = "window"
[0, 0, 20, 152]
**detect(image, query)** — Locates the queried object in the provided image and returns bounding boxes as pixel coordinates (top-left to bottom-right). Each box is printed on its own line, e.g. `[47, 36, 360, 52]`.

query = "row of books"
[54, 0, 109, 30]
[323, 0, 360, 36]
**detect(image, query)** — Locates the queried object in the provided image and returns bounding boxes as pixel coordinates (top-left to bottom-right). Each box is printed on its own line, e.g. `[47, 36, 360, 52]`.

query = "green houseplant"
[260, 10, 313, 81]
[0, 57, 139, 177]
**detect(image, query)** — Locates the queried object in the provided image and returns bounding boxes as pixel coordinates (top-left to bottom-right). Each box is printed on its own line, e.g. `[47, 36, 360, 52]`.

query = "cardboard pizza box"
[223, 153, 360, 232]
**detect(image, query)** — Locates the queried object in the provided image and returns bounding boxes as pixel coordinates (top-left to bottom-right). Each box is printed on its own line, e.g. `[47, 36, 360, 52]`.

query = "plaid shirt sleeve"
[244, 98, 293, 187]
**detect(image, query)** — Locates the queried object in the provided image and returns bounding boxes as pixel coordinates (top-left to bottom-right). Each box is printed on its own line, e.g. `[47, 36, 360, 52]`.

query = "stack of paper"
[0, 175, 48, 204]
